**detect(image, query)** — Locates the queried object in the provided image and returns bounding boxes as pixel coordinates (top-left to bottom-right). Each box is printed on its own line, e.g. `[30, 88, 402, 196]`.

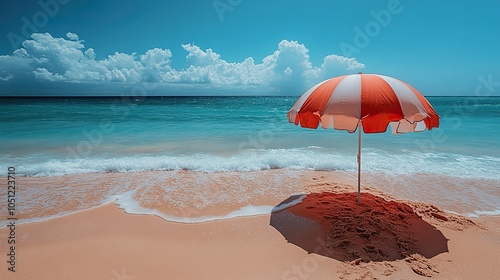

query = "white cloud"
[182, 44, 221, 67]
[33, 68, 66, 81]
[66, 32, 80, 41]
[0, 33, 365, 95]
[140, 48, 172, 82]
[0, 75, 13, 81]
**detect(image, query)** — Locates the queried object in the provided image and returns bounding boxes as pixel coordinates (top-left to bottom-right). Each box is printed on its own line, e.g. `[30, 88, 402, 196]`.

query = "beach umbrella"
[287, 73, 440, 205]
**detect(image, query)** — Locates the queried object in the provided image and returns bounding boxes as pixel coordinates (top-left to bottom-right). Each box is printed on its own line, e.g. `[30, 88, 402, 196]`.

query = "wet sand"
[0, 176, 499, 279]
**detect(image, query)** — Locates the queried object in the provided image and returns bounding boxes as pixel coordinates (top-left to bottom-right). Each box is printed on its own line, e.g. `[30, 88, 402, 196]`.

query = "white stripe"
[377, 75, 428, 123]
[415, 120, 426, 131]
[321, 74, 361, 132]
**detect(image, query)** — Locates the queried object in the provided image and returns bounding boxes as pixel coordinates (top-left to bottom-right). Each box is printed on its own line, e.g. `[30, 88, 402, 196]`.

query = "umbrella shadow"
[270, 192, 449, 262]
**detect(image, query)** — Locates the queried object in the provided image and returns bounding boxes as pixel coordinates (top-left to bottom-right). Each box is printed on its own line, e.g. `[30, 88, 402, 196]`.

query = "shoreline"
[1, 169, 499, 229]
[1, 186, 499, 279]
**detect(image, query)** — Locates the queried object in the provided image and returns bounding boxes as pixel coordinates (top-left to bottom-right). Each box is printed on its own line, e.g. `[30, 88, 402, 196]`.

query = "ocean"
[1, 96, 499, 225]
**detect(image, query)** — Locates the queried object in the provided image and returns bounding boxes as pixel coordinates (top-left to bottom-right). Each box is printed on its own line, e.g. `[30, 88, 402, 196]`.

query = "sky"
[0, 0, 499, 96]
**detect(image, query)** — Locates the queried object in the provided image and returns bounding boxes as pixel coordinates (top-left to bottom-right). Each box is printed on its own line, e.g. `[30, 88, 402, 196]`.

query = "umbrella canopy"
[287, 73, 440, 204]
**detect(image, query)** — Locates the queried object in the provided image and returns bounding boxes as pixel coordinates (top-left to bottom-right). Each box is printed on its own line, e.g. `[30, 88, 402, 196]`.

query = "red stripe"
[296, 75, 346, 128]
[360, 74, 405, 133]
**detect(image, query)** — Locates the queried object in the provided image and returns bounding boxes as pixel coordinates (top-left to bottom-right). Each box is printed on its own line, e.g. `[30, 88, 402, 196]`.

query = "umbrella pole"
[357, 123, 361, 205]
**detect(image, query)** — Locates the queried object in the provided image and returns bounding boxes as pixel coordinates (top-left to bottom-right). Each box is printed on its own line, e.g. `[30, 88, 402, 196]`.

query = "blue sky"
[1, 0, 499, 96]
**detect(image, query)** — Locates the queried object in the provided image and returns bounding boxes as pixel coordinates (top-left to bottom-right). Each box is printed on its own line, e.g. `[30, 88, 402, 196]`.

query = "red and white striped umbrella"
[287, 73, 440, 204]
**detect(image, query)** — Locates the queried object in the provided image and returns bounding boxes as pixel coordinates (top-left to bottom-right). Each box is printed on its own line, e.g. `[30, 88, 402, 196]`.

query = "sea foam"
[113, 188, 306, 223]
[2, 147, 500, 181]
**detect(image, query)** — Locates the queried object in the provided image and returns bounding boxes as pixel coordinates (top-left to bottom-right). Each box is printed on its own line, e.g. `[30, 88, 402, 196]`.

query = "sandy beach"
[2, 0, 500, 278]
[1, 173, 499, 280]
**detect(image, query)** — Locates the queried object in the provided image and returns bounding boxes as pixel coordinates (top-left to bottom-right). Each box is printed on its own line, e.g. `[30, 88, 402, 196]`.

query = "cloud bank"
[0, 32, 365, 96]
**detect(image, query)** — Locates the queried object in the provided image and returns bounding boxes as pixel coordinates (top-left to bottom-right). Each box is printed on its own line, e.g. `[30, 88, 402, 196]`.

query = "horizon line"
[1, 95, 499, 98]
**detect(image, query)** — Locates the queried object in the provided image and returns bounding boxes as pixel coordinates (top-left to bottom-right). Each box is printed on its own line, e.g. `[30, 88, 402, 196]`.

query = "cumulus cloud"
[0, 33, 365, 95]
[183, 44, 221, 67]
[66, 32, 80, 41]
[33, 67, 66, 81]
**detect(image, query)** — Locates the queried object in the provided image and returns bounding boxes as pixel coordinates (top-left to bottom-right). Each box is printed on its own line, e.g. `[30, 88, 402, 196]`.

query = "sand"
[1, 177, 499, 279]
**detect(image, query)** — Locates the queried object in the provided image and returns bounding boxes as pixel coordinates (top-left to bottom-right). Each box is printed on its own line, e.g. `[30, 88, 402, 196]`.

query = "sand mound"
[269, 191, 477, 277]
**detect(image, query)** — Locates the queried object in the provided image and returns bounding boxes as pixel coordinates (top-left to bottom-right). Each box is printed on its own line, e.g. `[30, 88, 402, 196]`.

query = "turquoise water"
[1, 96, 499, 178]
[0, 96, 499, 222]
